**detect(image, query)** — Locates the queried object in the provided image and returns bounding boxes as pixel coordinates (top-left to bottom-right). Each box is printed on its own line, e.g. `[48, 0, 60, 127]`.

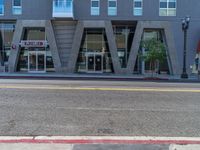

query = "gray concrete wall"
[0, 0, 200, 74]
[1, 0, 199, 21]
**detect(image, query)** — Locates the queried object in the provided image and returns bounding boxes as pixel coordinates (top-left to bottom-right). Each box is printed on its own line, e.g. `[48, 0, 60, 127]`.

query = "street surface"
[0, 79, 200, 137]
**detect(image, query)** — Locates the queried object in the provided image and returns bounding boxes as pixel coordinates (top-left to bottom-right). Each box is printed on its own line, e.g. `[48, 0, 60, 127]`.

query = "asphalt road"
[0, 79, 200, 137]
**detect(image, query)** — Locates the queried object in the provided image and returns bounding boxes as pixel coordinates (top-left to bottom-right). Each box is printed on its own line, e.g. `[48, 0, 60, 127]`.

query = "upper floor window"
[0, 0, 4, 15]
[159, 0, 176, 16]
[13, 0, 22, 15]
[53, 0, 73, 18]
[108, 0, 117, 16]
[91, 0, 100, 16]
[133, 0, 143, 16]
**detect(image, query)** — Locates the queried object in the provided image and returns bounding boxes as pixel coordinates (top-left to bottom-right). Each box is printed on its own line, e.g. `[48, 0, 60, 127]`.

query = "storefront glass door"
[28, 51, 46, 73]
[86, 53, 103, 73]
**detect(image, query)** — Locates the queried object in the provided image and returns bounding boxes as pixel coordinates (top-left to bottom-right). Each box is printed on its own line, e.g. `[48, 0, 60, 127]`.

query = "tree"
[140, 38, 167, 76]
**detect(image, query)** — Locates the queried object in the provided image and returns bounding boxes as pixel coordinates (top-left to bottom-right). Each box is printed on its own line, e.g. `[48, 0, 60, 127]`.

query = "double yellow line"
[0, 85, 200, 93]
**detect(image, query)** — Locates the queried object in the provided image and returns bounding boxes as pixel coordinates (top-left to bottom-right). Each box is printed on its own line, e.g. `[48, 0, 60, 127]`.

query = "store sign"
[20, 40, 48, 48]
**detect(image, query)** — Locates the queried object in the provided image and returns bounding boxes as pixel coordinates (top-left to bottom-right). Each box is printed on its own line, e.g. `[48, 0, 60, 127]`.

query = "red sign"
[20, 40, 48, 48]
[12, 44, 17, 50]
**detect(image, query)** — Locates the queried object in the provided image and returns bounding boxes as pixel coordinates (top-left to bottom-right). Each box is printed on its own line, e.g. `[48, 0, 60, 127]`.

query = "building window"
[17, 28, 55, 73]
[0, 22, 15, 68]
[108, 0, 117, 16]
[0, 0, 4, 15]
[53, 0, 73, 18]
[13, 0, 22, 15]
[77, 29, 113, 73]
[134, 30, 170, 74]
[91, 0, 100, 16]
[159, 0, 176, 16]
[113, 25, 135, 68]
[134, 0, 143, 16]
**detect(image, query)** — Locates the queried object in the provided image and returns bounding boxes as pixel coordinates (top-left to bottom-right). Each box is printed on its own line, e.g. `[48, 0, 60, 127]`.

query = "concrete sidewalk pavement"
[1, 143, 200, 150]
[0, 72, 199, 82]
[0, 136, 200, 150]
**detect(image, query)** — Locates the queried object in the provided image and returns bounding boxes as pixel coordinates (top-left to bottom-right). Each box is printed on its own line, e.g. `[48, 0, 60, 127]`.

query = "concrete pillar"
[104, 21, 122, 74]
[45, 21, 62, 73]
[127, 21, 143, 74]
[67, 21, 84, 73]
[8, 20, 24, 72]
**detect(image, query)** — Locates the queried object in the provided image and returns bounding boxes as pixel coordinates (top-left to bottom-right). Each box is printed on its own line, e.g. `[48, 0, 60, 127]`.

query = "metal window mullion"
[36, 51, 38, 71]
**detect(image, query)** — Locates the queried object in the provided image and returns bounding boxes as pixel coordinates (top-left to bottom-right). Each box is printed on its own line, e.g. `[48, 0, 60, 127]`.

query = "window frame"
[12, 0, 22, 15]
[91, 0, 100, 16]
[108, 0, 117, 16]
[133, 0, 143, 16]
[159, 0, 177, 16]
[0, 0, 4, 16]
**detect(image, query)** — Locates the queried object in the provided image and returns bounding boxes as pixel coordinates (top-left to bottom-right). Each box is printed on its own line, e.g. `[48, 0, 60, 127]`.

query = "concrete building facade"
[0, 0, 200, 76]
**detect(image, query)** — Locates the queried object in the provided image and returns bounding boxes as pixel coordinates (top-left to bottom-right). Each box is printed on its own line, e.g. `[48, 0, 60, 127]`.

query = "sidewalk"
[0, 72, 199, 82]
[0, 136, 200, 150]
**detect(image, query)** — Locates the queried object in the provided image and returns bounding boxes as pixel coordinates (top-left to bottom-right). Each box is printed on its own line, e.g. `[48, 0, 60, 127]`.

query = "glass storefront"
[0, 22, 15, 68]
[113, 25, 135, 68]
[134, 29, 170, 74]
[76, 28, 113, 73]
[17, 28, 55, 73]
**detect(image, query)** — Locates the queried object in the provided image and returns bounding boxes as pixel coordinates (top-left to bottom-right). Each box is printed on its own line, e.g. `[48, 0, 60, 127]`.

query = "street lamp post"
[181, 16, 190, 79]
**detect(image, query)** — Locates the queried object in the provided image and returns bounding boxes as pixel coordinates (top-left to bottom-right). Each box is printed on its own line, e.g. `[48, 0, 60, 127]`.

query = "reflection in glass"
[113, 25, 135, 68]
[0, 22, 15, 69]
[17, 28, 55, 72]
[134, 29, 170, 75]
[76, 28, 113, 73]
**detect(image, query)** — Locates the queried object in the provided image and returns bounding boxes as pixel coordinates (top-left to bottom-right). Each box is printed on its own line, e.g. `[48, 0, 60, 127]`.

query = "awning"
[197, 41, 200, 53]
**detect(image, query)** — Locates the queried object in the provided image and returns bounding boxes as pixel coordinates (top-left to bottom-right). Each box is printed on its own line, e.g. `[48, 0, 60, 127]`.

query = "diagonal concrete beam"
[8, 20, 24, 72]
[45, 21, 62, 72]
[104, 21, 122, 74]
[127, 21, 143, 74]
[67, 21, 84, 73]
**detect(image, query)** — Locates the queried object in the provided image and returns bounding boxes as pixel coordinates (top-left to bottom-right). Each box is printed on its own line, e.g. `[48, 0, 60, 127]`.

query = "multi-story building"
[0, 0, 199, 76]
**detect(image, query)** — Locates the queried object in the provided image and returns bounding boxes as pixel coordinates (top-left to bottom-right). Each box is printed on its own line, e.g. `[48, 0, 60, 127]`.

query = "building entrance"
[28, 50, 46, 73]
[86, 53, 103, 73]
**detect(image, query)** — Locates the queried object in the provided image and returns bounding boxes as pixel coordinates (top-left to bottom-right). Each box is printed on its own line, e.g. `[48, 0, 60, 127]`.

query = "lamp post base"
[181, 73, 188, 79]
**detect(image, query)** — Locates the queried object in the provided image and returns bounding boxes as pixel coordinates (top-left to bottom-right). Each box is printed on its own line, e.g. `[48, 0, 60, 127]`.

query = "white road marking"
[169, 144, 200, 150]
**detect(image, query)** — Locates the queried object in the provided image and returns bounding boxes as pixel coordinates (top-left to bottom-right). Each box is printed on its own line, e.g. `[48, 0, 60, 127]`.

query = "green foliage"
[141, 38, 166, 63]
[140, 38, 167, 75]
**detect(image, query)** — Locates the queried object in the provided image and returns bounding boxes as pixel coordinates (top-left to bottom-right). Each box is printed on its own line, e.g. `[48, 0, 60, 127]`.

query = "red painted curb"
[0, 139, 200, 144]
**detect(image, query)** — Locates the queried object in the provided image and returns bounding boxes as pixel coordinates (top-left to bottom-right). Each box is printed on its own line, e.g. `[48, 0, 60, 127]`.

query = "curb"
[0, 136, 200, 144]
[0, 74, 199, 83]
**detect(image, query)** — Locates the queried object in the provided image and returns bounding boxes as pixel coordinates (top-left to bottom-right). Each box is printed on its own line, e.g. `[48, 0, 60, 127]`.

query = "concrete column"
[127, 21, 143, 74]
[163, 23, 181, 75]
[45, 21, 62, 73]
[8, 20, 24, 72]
[104, 21, 122, 74]
[67, 21, 84, 73]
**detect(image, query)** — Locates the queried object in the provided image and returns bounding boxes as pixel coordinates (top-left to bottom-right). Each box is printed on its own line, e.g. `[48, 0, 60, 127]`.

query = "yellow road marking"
[0, 85, 200, 93]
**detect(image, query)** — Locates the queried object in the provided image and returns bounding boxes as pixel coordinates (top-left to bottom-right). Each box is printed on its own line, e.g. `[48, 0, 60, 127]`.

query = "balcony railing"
[53, 0, 73, 18]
